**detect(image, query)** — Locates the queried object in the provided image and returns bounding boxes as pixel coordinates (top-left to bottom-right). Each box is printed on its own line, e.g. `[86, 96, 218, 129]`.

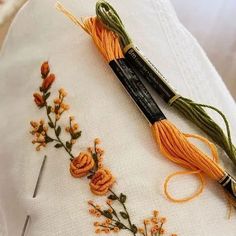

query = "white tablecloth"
[0, 0, 236, 235]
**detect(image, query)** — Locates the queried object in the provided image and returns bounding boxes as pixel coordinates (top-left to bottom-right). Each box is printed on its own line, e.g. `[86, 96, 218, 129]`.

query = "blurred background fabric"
[1, 0, 235, 100]
[0, 0, 27, 24]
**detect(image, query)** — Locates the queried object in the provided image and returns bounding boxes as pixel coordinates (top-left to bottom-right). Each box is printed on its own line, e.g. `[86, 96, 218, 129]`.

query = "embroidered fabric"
[0, 0, 236, 235]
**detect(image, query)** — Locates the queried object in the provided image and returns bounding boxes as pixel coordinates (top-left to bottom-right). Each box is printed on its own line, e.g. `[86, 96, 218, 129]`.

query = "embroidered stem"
[108, 188, 136, 235]
[158, 223, 163, 236]
[43, 94, 75, 160]
[88, 201, 136, 235]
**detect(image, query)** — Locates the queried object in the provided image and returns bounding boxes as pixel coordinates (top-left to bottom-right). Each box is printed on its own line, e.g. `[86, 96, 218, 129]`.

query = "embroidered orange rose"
[41, 61, 50, 78]
[42, 74, 55, 90]
[33, 93, 44, 107]
[70, 152, 94, 178]
[90, 168, 115, 195]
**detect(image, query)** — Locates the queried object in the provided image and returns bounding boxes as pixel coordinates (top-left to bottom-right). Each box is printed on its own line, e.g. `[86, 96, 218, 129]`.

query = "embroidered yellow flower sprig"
[30, 61, 178, 236]
[88, 195, 177, 236]
[137, 212, 177, 236]
[30, 62, 81, 159]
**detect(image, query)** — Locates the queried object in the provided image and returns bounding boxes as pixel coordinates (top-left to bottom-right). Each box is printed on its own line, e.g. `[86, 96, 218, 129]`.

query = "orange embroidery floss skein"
[56, 3, 236, 207]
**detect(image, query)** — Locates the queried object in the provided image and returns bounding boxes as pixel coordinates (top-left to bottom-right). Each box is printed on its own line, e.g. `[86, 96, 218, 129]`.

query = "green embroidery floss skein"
[96, 0, 236, 166]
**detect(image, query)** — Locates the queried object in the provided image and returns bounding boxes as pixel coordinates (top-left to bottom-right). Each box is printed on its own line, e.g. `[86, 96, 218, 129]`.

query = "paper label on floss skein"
[124, 44, 178, 104]
[109, 58, 166, 125]
[218, 173, 236, 202]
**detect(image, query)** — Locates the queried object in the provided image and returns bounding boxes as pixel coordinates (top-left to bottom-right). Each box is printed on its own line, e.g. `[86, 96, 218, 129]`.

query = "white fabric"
[0, 0, 236, 235]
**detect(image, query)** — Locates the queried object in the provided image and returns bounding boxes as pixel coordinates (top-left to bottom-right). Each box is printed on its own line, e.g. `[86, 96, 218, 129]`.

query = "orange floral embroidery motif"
[30, 61, 178, 236]
[90, 168, 115, 195]
[70, 152, 95, 178]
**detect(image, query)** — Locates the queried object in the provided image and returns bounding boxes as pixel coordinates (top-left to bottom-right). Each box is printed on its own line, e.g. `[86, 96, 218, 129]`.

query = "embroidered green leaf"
[108, 194, 118, 200]
[56, 126, 61, 136]
[48, 121, 54, 128]
[131, 224, 137, 233]
[103, 210, 113, 219]
[120, 211, 128, 219]
[115, 222, 124, 229]
[72, 131, 82, 139]
[55, 143, 63, 148]
[45, 136, 53, 143]
[37, 124, 44, 133]
[54, 105, 59, 114]
[92, 153, 98, 168]
[44, 92, 50, 100]
[66, 141, 72, 150]
[87, 174, 93, 179]
[111, 210, 118, 217]
[120, 193, 127, 203]
[47, 106, 52, 114]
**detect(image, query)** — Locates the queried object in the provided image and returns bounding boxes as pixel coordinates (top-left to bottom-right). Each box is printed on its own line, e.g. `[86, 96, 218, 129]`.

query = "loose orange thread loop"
[153, 120, 225, 202]
[164, 170, 205, 203]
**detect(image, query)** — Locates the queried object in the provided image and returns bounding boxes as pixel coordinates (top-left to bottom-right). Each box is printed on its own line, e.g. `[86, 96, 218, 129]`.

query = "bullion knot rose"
[70, 152, 95, 178]
[90, 168, 115, 195]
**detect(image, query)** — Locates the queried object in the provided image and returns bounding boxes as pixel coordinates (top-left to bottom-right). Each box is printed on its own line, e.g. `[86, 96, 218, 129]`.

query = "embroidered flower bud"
[59, 88, 67, 97]
[151, 217, 158, 224]
[90, 168, 115, 195]
[95, 212, 102, 217]
[106, 199, 112, 205]
[54, 98, 61, 104]
[144, 219, 150, 225]
[73, 123, 79, 130]
[42, 73, 55, 90]
[30, 121, 38, 128]
[160, 217, 166, 223]
[138, 228, 144, 234]
[61, 103, 70, 110]
[103, 228, 110, 233]
[159, 228, 165, 234]
[105, 219, 112, 224]
[153, 210, 159, 217]
[113, 227, 120, 233]
[151, 226, 159, 233]
[69, 116, 75, 121]
[88, 200, 94, 205]
[33, 93, 44, 107]
[94, 138, 101, 144]
[41, 61, 50, 78]
[70, 152, 95, 178]
[94, 222, 100, 226]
